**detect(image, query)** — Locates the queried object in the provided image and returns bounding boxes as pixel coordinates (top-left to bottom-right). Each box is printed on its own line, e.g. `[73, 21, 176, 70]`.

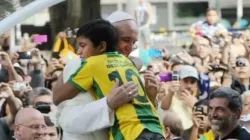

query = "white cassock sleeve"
[52, 57, 114, 135]
[63, 97, 114, 134]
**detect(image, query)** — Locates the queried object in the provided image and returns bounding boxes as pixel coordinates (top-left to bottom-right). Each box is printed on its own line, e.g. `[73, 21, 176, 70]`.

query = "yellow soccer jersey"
[69, 52, 164, 140]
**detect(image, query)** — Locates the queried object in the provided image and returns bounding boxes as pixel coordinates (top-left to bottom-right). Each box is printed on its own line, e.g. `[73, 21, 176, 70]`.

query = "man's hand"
[30, 48, 42, 64]
[144, 70, 159, 105]
[176, 51, 195, 65]
[107, 79, 139, 109]
[192, 111, 203, 128]
[0, 51, 12, 69]
[168, 81, 180, 95]
[179, 89, 197, 108]
[0, 83, 14, 99]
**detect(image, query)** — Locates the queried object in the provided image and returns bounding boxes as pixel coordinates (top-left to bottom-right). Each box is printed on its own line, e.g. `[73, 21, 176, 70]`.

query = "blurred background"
[0, 0, 249, 55]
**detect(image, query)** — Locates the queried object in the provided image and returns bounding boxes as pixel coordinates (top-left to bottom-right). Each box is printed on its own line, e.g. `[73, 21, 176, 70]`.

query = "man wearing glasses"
[14, 108, 47, 140]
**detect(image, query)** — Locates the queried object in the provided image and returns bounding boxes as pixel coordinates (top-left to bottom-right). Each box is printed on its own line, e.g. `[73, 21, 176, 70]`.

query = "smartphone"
[35, 102, 51, 114]
[172, 71, 179, 81]
[34, 35, 48, 44]
[195, 106, 204, 120]
[13, 83, 26, 91]
[159, 73, 172, 82]
[18, 52, 32, 59]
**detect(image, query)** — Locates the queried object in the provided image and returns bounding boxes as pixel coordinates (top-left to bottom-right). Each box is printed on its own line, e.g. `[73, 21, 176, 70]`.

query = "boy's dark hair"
[210, 87, 243, 112]
[77, 19, 118, 52]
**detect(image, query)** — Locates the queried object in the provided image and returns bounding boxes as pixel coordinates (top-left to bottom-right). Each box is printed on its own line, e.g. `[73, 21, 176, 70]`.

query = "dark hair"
[206, 8, 217, 14]
[77, 19, 118, 52]
[194, 99, 209, 107]
[210, 87, 243, 112]
[44, 116, 60, 135]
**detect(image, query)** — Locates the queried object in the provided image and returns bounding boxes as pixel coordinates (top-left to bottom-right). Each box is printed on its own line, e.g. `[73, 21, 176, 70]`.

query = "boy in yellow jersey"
[53, 19, 165, 140]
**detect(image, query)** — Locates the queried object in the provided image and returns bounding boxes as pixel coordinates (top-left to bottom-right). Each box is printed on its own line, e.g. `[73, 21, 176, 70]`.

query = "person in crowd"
[28, 48, 45, 88]
[53, 19, 164, 139]
[14, 108, 47, 140]
[185, 100, 213, 140]
[223, 57, 250, 94]
[0, 83, 22, 140]
[0, 52, 23, 83]
[222, 33, 247, 67]
[241, 91, 250, 130]
[190, 8, 227, 37]
[161, 65, 199, 130]
[178, 36, 213, 73]
[44, 116, 59, 140]
[163, 111, 184, 140]
[208, 87, 250, 140]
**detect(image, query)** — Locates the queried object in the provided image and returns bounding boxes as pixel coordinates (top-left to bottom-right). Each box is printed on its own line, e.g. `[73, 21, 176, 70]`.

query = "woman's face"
[235, 58, 250, 79]
[242, 96, 250, 115]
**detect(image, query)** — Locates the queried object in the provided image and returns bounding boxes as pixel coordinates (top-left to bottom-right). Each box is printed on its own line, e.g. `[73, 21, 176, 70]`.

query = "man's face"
[115, 20, 138, 57]
[15, 118, 47, 140]
[180, 77, 198, 93]
[196, 38, 211, 59]
[44, 127, 58, 140]
[77, 37, 102, 59]
[206, 10, 218, 25]
[208, 98, 239, 133]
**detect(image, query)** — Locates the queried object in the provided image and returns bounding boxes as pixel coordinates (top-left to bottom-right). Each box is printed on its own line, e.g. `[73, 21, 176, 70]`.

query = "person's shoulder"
[240, 126, 250, 136]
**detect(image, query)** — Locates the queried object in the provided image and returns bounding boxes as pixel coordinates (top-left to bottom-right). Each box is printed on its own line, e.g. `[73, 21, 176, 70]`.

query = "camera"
[35, 102, 51, 114]
[18, 52, 32, 59]
[236, 59, 246, 67]
[159, 73, 172, 82]
[172, 71, 179, 81]
[13, 83, 26, 91]
[195, 106, 205, 120]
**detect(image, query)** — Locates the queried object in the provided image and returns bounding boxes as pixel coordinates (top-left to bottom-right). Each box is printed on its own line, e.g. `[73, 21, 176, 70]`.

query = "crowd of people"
[0, 7, 250, 140]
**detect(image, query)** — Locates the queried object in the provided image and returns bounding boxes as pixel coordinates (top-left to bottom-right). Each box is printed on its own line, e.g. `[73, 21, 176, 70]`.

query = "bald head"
[15, 108, 44, 125]
[163, 111, 183, 136]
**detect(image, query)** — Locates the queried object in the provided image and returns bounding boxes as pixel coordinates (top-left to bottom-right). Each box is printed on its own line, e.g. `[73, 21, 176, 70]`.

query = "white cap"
[63, 57, 81, 83]
[107, 11, 135, 24]
[179, 65, 199, 80]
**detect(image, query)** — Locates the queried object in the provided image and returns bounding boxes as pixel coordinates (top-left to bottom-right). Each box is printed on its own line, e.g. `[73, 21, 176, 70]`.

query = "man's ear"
[234, 109, 242, 119]
[14, 125, 21, 136]
[99, 41, 107, 53]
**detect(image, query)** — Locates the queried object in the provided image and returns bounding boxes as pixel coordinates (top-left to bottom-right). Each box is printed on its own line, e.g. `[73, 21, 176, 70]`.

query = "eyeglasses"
[16, 124, 46, 131]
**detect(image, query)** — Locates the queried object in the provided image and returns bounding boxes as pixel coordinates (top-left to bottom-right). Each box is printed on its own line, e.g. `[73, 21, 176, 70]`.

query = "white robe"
[50, 57, 114, 140]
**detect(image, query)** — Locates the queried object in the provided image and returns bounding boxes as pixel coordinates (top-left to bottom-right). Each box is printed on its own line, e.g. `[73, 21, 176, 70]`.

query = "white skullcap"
[107, 11, 135, 24]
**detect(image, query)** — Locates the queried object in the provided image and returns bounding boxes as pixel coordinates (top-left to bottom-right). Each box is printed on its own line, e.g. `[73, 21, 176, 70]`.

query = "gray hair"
[211, 87, 243, 111]
[241, 91, 250, 102]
